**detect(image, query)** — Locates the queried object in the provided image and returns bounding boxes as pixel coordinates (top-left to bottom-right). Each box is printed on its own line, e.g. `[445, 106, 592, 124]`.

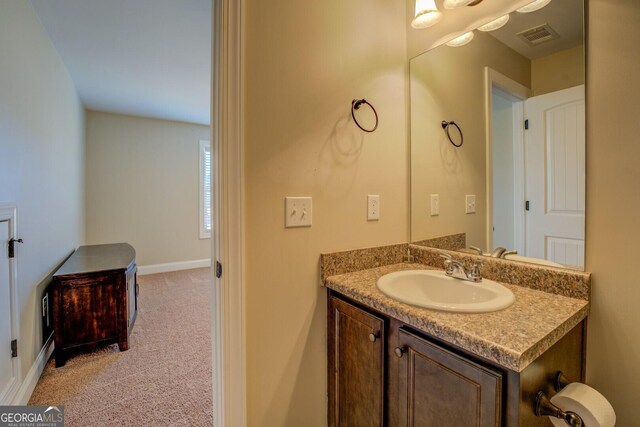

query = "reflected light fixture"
[411, 0, 443, 29]
[443, 0, 474, 9]
[517, 0, 552, 13]
[477, 14, 510, 32]
[446, 31, 475, 47]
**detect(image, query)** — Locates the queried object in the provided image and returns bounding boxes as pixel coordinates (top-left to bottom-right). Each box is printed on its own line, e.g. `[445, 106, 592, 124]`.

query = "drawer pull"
[369, 332, 380, 342]
[394, 346, 406, 358]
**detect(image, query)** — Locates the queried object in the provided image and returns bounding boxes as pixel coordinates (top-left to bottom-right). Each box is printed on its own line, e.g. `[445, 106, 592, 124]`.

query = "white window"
[199, 140, 212, 239]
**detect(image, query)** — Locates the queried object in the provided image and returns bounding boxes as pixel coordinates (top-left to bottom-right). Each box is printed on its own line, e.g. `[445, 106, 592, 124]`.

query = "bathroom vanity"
[323, 245, 590, 427]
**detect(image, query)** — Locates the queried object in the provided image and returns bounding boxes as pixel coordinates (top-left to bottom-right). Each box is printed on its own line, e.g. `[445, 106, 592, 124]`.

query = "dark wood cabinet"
[328, 291, 585, 427]
[53, 243, 137, 367]
[328, 295, 386, 427]
[396, 328, 502, 427]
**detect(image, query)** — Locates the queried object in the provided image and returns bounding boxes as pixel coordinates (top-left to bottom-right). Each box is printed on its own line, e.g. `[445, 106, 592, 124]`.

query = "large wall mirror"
[410, 0, 585, 269]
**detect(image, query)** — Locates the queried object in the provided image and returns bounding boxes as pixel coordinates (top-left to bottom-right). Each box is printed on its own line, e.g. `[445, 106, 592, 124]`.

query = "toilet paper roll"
[549, 382, 616, 427]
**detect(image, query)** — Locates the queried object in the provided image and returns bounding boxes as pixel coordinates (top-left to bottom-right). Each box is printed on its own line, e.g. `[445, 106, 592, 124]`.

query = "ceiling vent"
[517, 23, 559, 46]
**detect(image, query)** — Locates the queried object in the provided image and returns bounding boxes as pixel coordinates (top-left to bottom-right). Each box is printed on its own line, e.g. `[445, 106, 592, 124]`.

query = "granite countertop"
[325, 262, 589, 372]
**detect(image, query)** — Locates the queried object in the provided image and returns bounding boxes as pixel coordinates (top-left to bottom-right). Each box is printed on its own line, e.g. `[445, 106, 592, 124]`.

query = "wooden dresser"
[52, 243, 138, 367]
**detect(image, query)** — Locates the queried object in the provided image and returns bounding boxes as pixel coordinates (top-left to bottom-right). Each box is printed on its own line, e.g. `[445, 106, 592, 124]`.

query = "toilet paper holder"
[535, 372, 584, 427]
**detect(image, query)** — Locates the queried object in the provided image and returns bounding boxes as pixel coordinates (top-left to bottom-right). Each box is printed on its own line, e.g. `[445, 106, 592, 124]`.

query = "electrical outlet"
[285, 197, 312, 227]
[367, 195, 380, 220]
[465, 194, 476, 214]
[430, 194, 439, 216]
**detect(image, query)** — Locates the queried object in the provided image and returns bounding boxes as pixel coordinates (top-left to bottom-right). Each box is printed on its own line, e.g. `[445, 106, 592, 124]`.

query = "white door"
[0, 219, 19, 404]
[525, 85, 585, 268]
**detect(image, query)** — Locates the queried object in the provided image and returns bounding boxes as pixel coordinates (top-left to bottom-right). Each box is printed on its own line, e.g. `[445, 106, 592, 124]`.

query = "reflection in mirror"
[410, 0, 585, 269]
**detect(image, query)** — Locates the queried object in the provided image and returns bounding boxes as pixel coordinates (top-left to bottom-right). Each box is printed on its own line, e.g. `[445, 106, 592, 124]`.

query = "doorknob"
[394, 346, 407, 358]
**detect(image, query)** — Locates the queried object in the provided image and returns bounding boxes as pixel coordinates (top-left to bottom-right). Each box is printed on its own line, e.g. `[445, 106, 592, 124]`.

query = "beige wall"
[85, 111, 210, 266]
[532, 45, 585, 96]
[585, 0, 640, 424]
[0, 1, 85, 379]
[410, 31, 530, 249]
[243, 0, 408, 424]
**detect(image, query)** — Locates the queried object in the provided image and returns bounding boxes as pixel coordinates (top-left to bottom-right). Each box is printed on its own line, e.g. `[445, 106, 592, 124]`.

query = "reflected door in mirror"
[525, 85, 585, 268]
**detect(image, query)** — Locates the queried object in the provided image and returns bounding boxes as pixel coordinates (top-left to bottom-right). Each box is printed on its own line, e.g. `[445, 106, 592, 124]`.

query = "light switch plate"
[430, 194, 439, 216]
[465, 194, 476, 214]
[367, 195, 380, 221]
[285, 197, 312, 227]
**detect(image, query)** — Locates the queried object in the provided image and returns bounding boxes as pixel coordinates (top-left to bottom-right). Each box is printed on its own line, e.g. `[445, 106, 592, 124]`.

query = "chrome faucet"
[490, 247, 507, 258]
[440, 253, 483, 282]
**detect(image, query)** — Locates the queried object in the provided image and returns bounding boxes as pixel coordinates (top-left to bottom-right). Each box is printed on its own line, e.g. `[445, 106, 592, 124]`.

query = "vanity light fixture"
[446, 31, 474, 47]
[477, 14, 510, 32]
[443, 0, 474, 9]
[411, 0, 443, 29]
[516, 0, 552, 13]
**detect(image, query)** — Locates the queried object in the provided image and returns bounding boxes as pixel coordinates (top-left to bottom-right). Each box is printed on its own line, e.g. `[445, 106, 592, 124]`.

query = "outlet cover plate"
[465, 194, 476, 214]
[285, 197, 312, 227]
[367, 195, 380, 220]
[430, 194, 439, 216]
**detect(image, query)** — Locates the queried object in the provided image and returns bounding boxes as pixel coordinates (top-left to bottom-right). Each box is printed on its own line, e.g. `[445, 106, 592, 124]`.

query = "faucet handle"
[469, 259, 483, 282]
[439, 253, 454, 273]
[469, 246, 483, 255]
[500, 250, 518, 259]
[439, 252, 453, 261]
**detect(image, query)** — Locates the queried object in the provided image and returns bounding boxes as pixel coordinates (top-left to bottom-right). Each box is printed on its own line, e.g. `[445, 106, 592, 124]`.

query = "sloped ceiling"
[31, 0, 211, 125]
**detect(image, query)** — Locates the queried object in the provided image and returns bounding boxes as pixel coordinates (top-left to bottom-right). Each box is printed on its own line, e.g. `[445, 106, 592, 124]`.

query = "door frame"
[211, 0, 246, 425]
[0, 203, 21, 405]
[484, 67, 530, 253]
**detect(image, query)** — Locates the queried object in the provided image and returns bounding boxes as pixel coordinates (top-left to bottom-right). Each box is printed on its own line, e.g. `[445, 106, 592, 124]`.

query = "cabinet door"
[396, 329, 502, 427]
[328, 296, 385, 427]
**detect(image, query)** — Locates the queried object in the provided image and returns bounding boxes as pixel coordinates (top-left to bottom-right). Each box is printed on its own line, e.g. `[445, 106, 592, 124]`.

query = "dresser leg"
[118, 340, 129, 352]
[54, 350, 66, 368]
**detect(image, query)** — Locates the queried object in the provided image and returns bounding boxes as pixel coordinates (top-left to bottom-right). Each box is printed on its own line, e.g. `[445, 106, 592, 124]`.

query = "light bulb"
[517, 0, 552, 13]
[446, 31, 475, 47]
[477, 14, 510, 32]
[411, 0, 443, 29]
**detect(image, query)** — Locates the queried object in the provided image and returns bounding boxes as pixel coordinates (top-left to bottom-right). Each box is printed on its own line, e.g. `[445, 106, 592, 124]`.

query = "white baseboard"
[13, 335, 54, 405]
[137, 259, 211, 275]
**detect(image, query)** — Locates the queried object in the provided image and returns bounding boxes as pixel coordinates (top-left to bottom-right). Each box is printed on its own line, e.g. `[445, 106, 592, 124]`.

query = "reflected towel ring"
[352, 99, 379, 133]
[441, 120, 463, 147]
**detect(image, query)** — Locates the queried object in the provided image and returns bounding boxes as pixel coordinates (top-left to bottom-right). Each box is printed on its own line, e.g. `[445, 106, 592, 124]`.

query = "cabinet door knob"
[394, 346, 406, 358]
[369, 331, 380, 342]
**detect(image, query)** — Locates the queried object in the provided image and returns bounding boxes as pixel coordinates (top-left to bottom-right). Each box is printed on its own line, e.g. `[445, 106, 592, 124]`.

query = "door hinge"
[11, 339, 17, 358]
[215, 261, 222, 279]
[524, 119, 529, 130]
[525, 201, 530, 211]
[8, 238, 23, 258]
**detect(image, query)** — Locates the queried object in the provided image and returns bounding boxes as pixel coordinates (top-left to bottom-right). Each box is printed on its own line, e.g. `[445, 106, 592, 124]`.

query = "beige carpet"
[29, 268, 213, 426]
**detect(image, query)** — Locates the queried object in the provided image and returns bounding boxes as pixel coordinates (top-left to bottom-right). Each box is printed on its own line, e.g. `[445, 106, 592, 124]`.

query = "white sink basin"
[376, 270, 515, 313]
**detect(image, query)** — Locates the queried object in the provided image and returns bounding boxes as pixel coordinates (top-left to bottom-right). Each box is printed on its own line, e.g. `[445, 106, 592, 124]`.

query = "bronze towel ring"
[441, 120, 463, 147]
[352, 99, 379, 133]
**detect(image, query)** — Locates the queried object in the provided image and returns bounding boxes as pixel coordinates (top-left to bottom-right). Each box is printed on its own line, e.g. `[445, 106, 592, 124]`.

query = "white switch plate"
[430, 194, 439, 216]
[285, 197, 312, 227]
[465, 194, 476, 214]
[367, 195, 380, 221]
